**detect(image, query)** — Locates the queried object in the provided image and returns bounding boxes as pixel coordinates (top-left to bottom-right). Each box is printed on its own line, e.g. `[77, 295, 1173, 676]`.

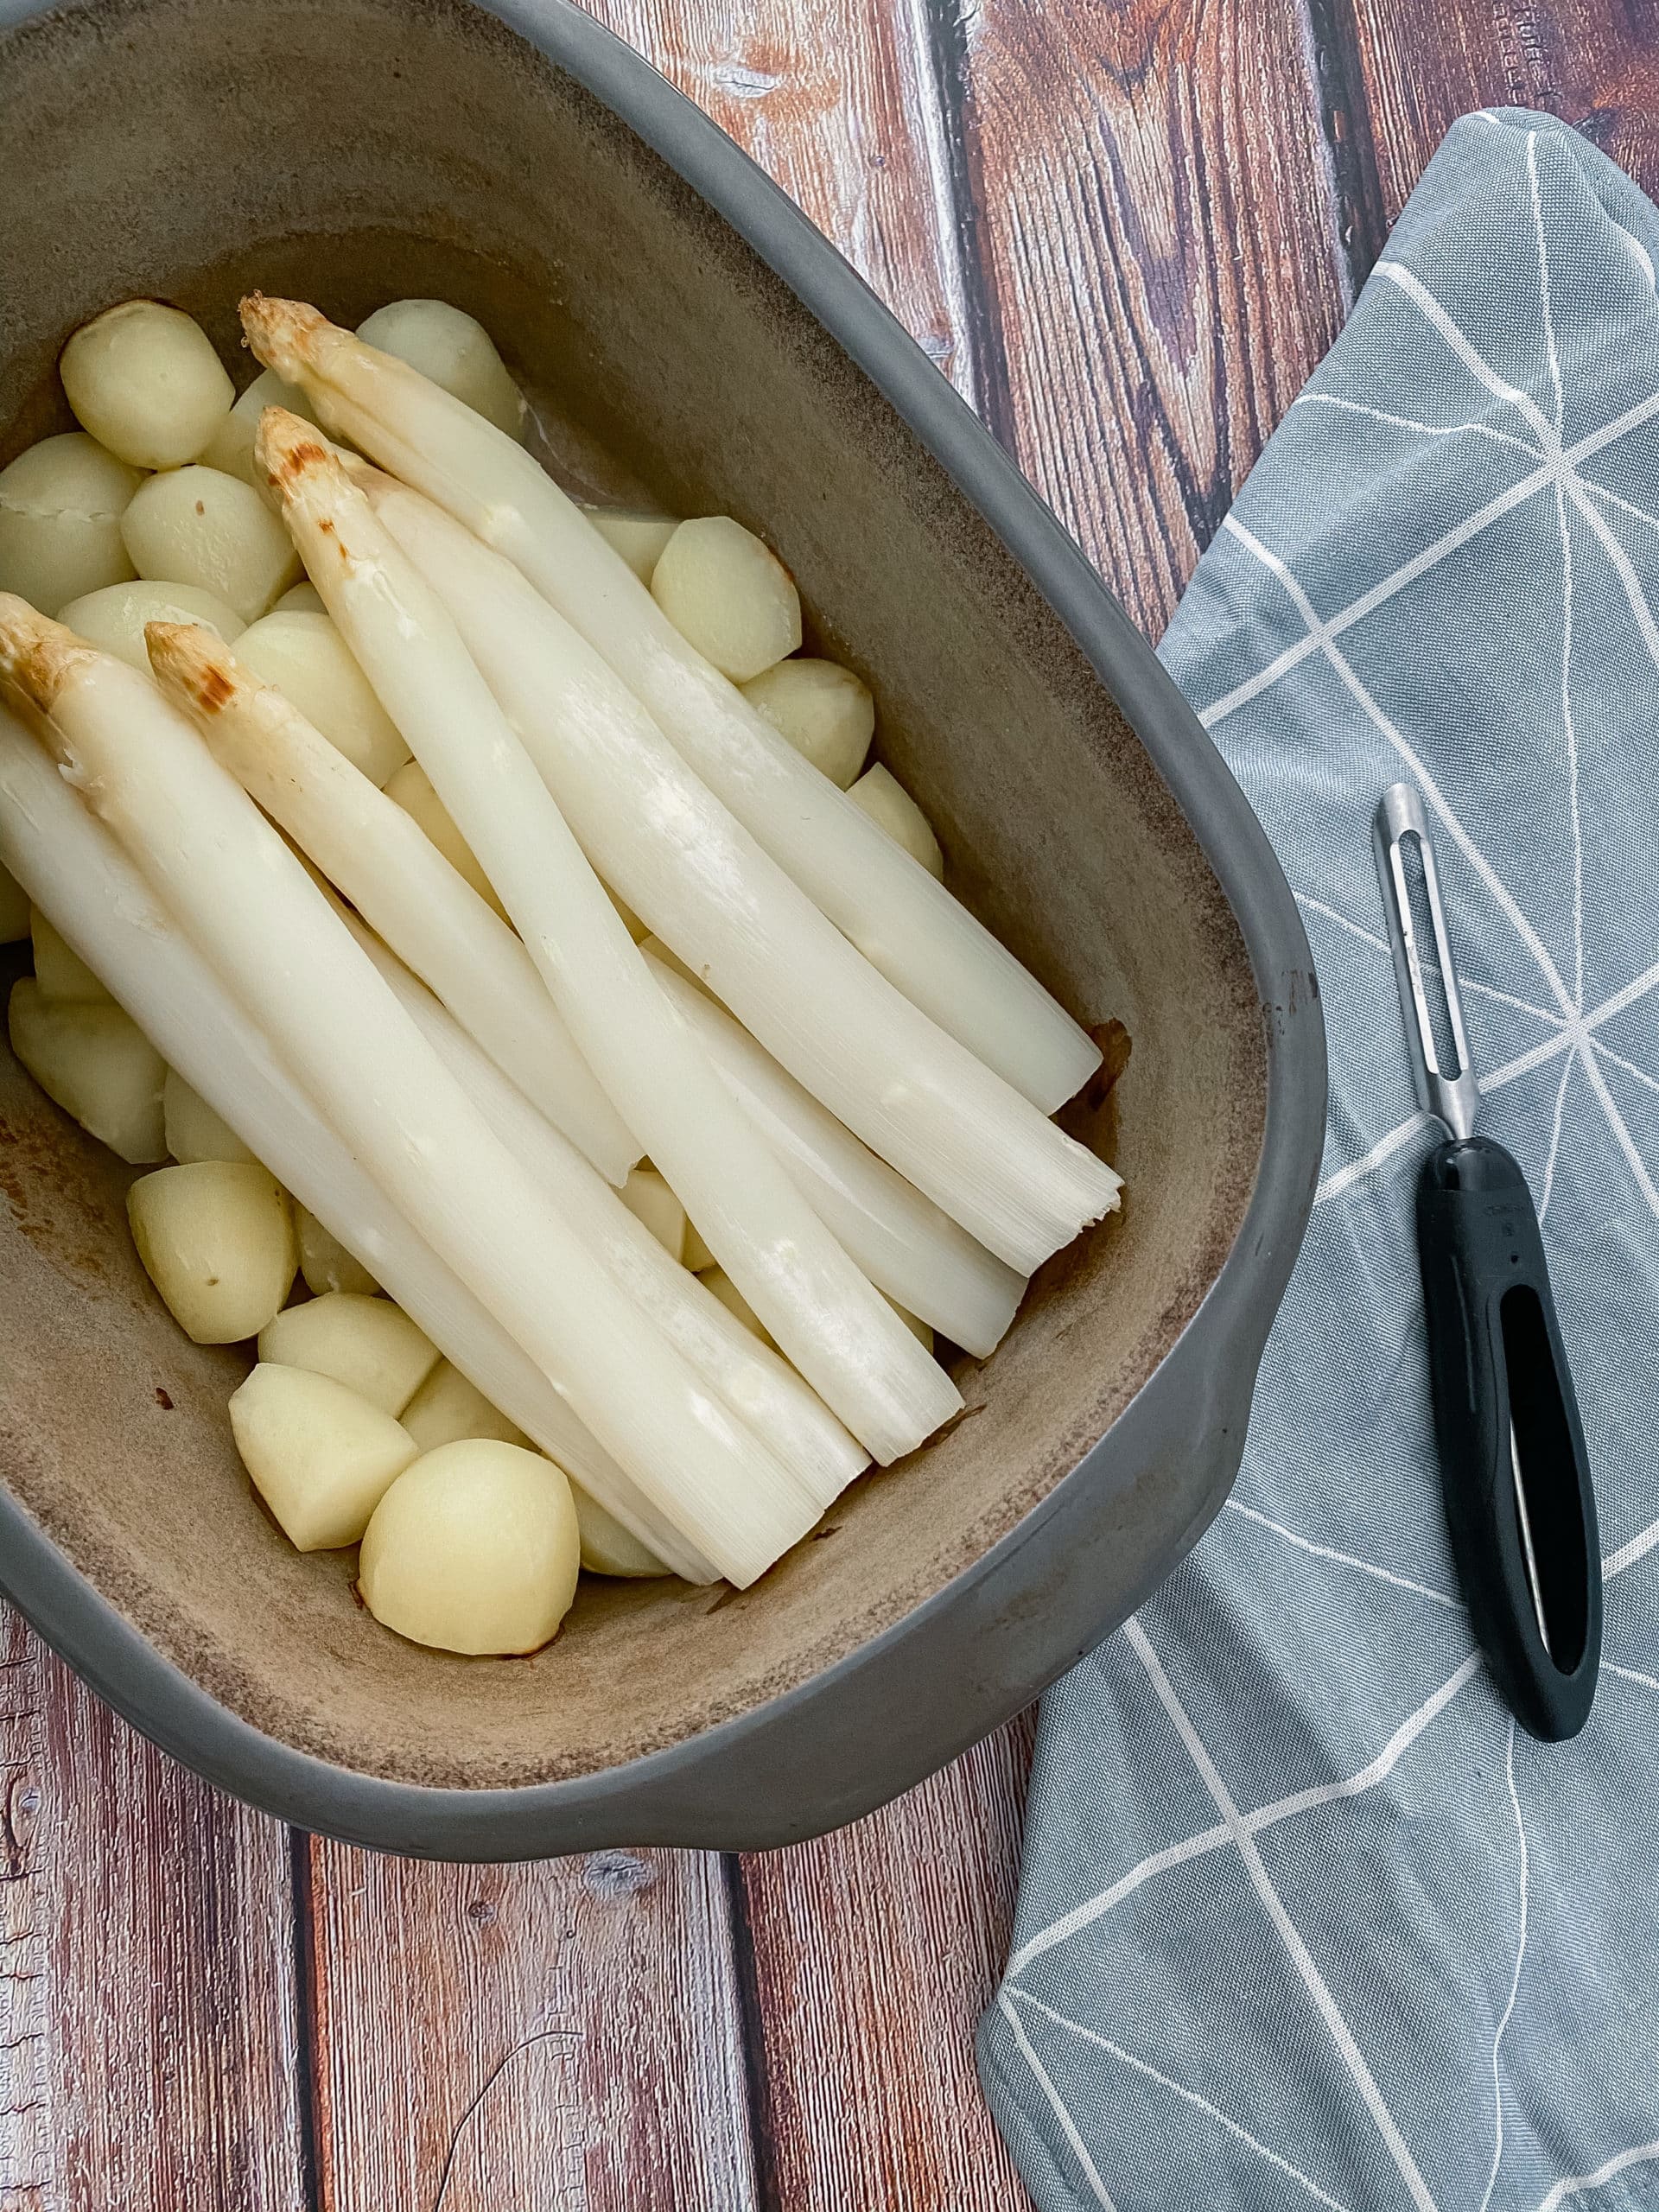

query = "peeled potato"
[620, 1166, 685, 1262]
[274, 581, 325, 614]
[30, 908, 111, 1004]
[652, 516, 802, 683]
[682, 1219, 717, 1274]
[741, 658, 874, 789]
[697, 1264, 774, 1348]
[382, 760, 510, 921]
[9, 979, 166, 1161]
[359, 1440, 581, 1654]
[128, 1161, 296, 1340]
[230, 1361, 418, 1550]
[0, 867, 29, 946]
[233, 612, 410, 786]
[60, 301, 233, 471]
[574, 1483, 671, 1579]
[0, 432, 143, 616]
[296, 1206, 381, 1299]
[162, 1067, 257, 1165]
[847, 763, 944, 878]
[58, 579, 244, 671]
[198, 366, 319, 488]
[399, 1360, 529, 1455]
[357, 301, 525, 440]
[120, 465, 300, 624]
[258, 1290, 439, 1416]
[587, 509, 677, 584]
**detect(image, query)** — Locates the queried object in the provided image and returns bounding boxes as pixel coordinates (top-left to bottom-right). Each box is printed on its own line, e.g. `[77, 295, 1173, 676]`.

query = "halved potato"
[9, 979, 166, 1162]
[296, 1206, 381, 1299]
[162, 1067, 257, 1166]
[0, 432, 142, 616]
[741, 658, 874, 790]
[847, 763, 944, 878]
[58, 579, 244, 671]
[60, 301, 233, 471]
[651, 516, 801, 682]
[257, 1290, 438, 1416]
[573, 1483, 671, 1579]
[230, 1361, 417, 1550]
[232, 611, 410, 786]
[30, 908, 111, 1005]
[127, 1161, 296, 1341]
[399, 1360, 529, 1454]
[198, 366, 319, 489]
[120, 464, 300, 623]
[359, 1440, 582, 1654]
[356, 301, 524, 439]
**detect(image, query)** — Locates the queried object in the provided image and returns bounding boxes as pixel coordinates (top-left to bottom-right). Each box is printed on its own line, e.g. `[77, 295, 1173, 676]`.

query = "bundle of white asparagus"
[0, 289, 1122, 1656]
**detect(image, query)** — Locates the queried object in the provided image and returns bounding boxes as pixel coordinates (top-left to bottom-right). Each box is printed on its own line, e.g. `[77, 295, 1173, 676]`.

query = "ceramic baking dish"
[0, 0, 1324, 1854]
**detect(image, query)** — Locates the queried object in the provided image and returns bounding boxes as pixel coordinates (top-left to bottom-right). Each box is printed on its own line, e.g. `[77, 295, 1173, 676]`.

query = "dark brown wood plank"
[303, 1838, 760, 2211]
[956, 0, 1351, 635]
[738, 1714, 1036, 2210]
[0, 1606, 306, 2212]
[1338, 0, 1659, 236]
[579, 0, 981, 397]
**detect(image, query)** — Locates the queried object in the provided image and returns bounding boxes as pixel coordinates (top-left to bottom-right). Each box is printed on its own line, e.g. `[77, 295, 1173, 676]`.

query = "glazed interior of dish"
[0, 0, 1264, 1786]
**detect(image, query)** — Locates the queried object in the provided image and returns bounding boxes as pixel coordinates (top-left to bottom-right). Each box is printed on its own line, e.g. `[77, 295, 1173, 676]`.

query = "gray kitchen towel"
[981, 111, 1659, 2212]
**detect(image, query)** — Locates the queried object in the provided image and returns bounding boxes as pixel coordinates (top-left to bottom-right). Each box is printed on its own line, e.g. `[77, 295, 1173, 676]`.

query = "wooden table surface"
[3, 5, 1655, 2207]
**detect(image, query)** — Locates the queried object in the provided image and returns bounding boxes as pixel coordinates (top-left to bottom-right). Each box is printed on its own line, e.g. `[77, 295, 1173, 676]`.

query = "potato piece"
[30, 907, 111, 1004]
[586, 509, 677, 584]
[230, 1361, 417, 1550]
[741, 658, 874, 790]
[399, 1360, 529, 1455]
[620, 1166, 685, 1262]
[258, 1290, 439, 1416]
[232, 611, 410, 786]
[574, 1483, 671, 1578]
[198, 366, 318, 488]
[9, 979, 166, 1161]
[651, 516, 801, 682]
[128, 1161, 296, 1340]
[0, 432, 142, 616]
[296, 1206, 381, 1299]
[696, 1264, 774, 1349]
[356, 301, 525, 440]
[0, 865, 29, 945]
[162, 1066, 257, 1165]
[120, 465, 299, 623]
[60, 301, 233, 471]
[846, 763, 944, 878]
[382, 760, 510, 921]
[275, 581, 325, 613]
[682, 1218, 717, 1274]
[58, 579, 244, 671]
[359, 1440, 581, 1653]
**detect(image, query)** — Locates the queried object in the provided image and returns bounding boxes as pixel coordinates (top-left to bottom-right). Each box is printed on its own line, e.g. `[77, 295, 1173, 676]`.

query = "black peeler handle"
[1416, 1136, 1600, 1742]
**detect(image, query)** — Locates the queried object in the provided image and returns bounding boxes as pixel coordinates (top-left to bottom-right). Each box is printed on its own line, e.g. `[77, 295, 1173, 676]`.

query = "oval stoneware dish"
[0, 0, 1325, 1855]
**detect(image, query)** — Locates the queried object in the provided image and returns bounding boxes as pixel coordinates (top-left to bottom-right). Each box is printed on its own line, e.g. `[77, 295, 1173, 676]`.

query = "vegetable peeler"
[1374, 782, 1601, 1743]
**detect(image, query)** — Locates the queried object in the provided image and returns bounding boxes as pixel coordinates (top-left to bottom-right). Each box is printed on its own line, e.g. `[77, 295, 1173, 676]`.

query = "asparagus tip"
[145, 621, 239, 717]
[253, 404, 346, 505]
[0, 594, 86, 715]
[238, 292, 332, 380]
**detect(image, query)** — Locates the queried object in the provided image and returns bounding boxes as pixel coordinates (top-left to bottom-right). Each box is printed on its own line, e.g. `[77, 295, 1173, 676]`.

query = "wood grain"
[738, 1714, 1036, 2209]
[954, 0, 1351, 634]
[579, 0, 981, 399]
[1335, 0, 1659, 240]
[0, 1607, 305, 2212]
[302, 1838, 759, 2211]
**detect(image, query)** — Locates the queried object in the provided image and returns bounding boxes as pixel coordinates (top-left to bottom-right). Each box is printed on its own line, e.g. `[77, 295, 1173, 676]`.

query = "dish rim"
[0, 0, 1326, 1854]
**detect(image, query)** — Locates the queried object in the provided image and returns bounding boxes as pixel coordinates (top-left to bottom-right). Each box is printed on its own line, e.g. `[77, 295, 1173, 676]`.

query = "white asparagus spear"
[644, 954, 1026, 1356]
[255, 416, 959, 1464]
[0, 603, 818, 1586]
[0, 703, 703, 1578]
[239, 297, 1100, 1112]
[345, 917, 869, 1508]
[144, 621, 637, 1186]
[367, 481, 1122, 1276]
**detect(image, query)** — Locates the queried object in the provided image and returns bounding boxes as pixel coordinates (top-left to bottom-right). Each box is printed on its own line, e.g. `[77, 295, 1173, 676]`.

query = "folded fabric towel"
[981, 111, 1659, 2212]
